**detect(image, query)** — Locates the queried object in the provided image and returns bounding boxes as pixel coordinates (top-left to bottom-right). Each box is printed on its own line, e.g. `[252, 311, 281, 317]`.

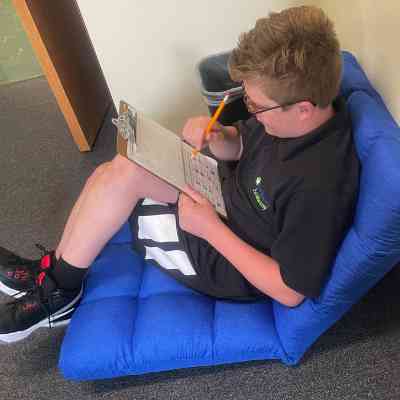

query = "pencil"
[192, 94, 230, 157]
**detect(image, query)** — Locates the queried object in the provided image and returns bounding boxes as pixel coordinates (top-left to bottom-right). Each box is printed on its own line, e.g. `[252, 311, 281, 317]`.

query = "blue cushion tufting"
[59, 52, 400, 380]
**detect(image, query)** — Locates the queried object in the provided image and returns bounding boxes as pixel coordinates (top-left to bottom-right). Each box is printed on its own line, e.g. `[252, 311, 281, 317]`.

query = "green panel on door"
[0, 0, 43, 85]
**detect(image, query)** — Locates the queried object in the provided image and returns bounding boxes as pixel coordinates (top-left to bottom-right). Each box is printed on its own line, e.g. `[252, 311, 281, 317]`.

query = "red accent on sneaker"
[14, 269, 30, 281]
[22, 302, 38, 312]
[40, 254, 51, 269]
[37, 271, 46, 286]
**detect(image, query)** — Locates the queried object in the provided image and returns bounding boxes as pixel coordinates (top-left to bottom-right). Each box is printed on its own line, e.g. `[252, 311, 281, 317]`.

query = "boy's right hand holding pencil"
[182, 117, 241, 161]
[182, 116, 225, 151]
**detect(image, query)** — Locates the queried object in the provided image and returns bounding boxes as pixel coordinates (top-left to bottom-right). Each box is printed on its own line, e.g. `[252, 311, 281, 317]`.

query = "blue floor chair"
[59, 52, 400, 380]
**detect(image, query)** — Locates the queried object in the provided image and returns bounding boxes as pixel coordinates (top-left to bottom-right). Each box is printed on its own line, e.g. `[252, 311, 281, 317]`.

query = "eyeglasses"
[242, 85, 316, 115]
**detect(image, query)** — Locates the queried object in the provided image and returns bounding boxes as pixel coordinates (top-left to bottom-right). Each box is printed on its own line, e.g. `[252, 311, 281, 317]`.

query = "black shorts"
[129, 198, 265, 302]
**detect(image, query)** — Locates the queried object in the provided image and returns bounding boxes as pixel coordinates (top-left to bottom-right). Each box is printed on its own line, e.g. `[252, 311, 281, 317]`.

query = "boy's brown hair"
[229, 6, 342, 108]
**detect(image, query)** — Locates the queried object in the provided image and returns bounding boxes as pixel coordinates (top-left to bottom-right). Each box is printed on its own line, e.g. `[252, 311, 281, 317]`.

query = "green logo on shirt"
[252, 177, 270, 211]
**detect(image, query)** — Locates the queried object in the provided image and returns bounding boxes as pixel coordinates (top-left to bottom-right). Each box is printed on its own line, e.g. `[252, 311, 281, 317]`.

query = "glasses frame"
[241, 85, 316, 115]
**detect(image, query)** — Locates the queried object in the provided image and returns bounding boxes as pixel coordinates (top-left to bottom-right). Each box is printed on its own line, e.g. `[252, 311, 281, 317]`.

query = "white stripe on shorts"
[144, 246, 196, 276]
[138, 214, 178, 242]
[141, 198, 168, 206]
[136, 199, 197, 276]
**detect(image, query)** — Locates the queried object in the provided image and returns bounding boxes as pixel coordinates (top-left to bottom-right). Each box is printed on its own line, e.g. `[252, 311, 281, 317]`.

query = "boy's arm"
[178, 188, 306, 308]
[208, 125, 242, 161]
[207, 220, 305, 307]
[182, 117, 242, 161]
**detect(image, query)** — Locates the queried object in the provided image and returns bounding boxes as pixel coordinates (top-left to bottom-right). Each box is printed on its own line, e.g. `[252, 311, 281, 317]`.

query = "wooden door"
[12, 0, 112, 151]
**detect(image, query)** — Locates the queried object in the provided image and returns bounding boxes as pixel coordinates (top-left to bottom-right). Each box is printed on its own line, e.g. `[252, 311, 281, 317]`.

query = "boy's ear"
[297, 101, 314, 121]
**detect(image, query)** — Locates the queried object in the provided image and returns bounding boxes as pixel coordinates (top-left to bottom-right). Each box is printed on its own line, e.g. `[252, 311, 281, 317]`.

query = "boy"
[0, 6, 359, 342]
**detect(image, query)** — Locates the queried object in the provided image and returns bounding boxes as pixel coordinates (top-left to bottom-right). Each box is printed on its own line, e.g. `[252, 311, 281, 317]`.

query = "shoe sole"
[0, 280, 27, 298]
[0, 287, 83, 344]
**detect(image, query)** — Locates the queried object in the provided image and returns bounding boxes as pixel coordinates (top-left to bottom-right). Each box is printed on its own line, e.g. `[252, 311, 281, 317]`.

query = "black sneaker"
[0, 269, 82, 343]
[0, 244, 53, 297]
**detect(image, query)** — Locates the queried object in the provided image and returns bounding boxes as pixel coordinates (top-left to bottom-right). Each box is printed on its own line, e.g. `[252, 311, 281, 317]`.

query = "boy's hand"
[178, 186, 221, 240]
[182, 117, 224, 151]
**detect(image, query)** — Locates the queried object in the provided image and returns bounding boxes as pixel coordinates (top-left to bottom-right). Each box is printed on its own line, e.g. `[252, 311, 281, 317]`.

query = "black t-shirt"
[178, 97, 360, 299]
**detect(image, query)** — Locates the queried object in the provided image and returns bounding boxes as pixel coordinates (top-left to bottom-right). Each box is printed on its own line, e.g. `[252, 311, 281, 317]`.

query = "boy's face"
[243, 80, 306, 138]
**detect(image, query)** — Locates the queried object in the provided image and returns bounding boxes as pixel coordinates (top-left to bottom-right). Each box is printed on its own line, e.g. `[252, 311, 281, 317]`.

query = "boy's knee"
[95, 162, 111, 176]
[110, 154, 134, 172]
[87, 162, 111, 186]
[90, 155, 132, 185]
[107, 154, 143, 185]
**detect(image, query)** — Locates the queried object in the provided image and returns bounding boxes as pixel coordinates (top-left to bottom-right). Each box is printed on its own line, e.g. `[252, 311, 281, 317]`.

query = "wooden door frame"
[12, 0, 112, 151]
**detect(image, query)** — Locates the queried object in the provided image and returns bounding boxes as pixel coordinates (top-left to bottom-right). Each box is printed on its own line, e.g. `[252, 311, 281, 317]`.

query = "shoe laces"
[35, 243, 51, 255]
[11, 287, 54, 329]
[10, 244, 55, 328]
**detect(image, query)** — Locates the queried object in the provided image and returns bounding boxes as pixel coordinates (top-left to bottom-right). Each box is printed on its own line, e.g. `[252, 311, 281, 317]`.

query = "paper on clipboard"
[114, 100, 228, 218]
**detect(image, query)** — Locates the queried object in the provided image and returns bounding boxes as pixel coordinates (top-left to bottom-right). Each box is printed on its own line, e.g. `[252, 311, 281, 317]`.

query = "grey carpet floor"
[0, 77, 400, 400]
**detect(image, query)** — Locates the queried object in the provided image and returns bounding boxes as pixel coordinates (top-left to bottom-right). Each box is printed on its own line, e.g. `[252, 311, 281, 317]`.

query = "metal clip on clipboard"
[112, 101, 137, 156]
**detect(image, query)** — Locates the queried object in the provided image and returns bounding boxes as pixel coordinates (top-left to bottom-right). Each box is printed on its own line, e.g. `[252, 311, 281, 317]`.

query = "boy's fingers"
[179, 191, 192, 203]
[180, 191, 197, 207]
[183, 186, 206, 203]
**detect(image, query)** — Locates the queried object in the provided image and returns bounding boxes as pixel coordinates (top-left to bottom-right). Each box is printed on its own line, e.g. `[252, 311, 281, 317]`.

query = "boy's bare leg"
[55, 161, 111, 261]
[56, 154, 178, 268]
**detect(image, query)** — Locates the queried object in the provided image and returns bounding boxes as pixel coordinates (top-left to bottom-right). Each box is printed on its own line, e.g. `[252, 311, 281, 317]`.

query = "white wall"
[309, 0, 400, 123]
[76, 0, 303, 132]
